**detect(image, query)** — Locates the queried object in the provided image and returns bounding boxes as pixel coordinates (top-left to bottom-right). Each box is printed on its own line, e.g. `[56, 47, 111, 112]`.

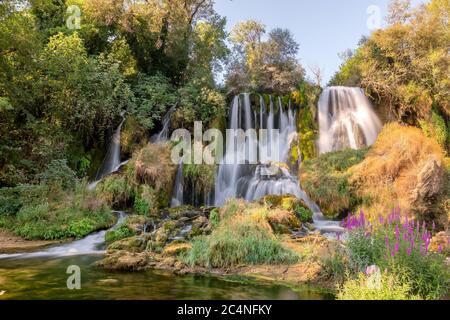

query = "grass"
[183, 200, 300, 268]
[299, 148, 368, 217]
[337, 272, 420, 300]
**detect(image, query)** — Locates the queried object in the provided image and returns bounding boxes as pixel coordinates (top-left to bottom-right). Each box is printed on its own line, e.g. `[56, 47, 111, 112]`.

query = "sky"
[214, 0, 424, 85]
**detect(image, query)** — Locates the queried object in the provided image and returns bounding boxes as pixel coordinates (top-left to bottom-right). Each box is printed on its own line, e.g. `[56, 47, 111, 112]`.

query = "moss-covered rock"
[162, 242, 192, 257]
[107, 236, 146, 253]
[96, 251, 150, 271]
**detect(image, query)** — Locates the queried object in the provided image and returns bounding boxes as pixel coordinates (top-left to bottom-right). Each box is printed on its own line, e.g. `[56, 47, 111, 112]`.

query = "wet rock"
[192, 216, 209, 229]
[260, 194, 309, 212]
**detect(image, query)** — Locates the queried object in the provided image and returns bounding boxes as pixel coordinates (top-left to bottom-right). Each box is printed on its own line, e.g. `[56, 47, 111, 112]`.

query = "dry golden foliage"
[133, 142, 177, 192]
[350, 123, 446, 220]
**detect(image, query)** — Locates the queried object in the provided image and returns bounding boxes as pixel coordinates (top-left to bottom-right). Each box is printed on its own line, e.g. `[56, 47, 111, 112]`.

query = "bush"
[0, 181, 114, 240]
[131, 74, 177, 130]
[337, 272, 419, 300]
[39, 159, 77, 190]
[105, 225, 135, 243]
[295, 205, 313, 223]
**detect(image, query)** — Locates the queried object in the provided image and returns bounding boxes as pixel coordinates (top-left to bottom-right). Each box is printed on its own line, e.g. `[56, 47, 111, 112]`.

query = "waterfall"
[170, 161, 184, 207]
[88, 117, 128, 190]
[318, 86, 382, 154]
[214, 93, 305, 207]
[151, 105, 176, 143]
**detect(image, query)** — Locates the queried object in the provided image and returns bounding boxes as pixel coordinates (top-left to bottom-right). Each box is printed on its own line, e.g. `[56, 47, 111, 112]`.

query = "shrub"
[39, 159, 77, 191]
[131, 74, 177, 130]
[105, 225, 135, 243]
[295, 205, 313, 223]
[0, 180, 114, 240]
[337, 272, 420, 300]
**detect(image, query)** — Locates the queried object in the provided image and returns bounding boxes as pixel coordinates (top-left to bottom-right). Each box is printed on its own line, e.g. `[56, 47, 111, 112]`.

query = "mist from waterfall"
[318, 87, 382, 154]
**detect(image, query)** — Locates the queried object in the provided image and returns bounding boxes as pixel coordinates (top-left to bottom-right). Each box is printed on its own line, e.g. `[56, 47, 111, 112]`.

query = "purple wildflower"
[438, 245, 443, 254]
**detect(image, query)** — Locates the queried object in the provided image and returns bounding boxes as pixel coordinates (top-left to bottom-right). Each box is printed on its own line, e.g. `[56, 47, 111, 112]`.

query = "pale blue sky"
[214, 0, 423, 85]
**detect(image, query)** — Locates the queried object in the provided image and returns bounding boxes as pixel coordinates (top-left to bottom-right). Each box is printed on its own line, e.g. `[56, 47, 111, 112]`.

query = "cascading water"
[318, 86, 382, 154]
[211, 93, 343, 234]
[151, 105, 176, 143]
[88, 116, 128, 190]
[171, 161, 184, 207]
[214, 93, 303, 206]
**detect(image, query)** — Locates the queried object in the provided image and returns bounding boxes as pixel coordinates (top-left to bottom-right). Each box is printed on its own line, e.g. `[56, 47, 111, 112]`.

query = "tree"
[226, 21, 304, 94]
[386, 0, 413, 25]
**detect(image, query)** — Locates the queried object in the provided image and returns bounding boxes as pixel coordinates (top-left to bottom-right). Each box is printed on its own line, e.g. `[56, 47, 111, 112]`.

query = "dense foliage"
[0, 0, 229, 186]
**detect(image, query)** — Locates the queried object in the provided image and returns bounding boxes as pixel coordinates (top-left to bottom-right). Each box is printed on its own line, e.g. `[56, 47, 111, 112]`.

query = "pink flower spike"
[438, 245, 443, 254]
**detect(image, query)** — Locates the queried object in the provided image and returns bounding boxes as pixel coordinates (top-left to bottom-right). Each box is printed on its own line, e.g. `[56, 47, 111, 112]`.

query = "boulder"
[411, 155, 445, 212]
[162, 242, 192, 257]
[96, 251, 150, 271]
[266, 209, 302, 234]
[107, 236, 146, 253]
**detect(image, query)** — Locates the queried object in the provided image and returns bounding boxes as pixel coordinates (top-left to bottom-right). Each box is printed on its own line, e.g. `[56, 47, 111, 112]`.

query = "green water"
[0, 255, 330, 300]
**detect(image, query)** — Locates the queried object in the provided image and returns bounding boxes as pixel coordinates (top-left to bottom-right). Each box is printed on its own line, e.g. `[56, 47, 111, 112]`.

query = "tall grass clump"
[343, 209, 449, 300]
[184, 200, 300, 268]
